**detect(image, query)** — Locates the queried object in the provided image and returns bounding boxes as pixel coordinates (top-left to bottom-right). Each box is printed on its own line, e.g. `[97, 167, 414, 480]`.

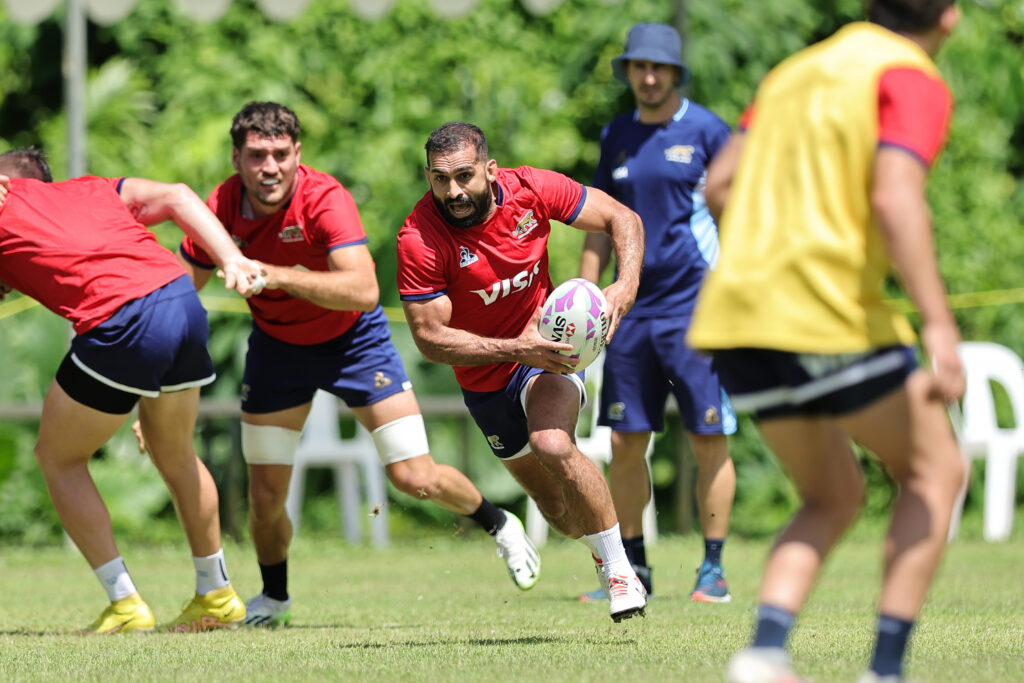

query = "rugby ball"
[538, 278, 609, 371]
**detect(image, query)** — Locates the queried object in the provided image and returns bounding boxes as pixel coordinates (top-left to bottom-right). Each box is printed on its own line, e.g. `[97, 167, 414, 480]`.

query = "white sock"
[584, 523, 630, 573]
[576, 535, 598, 555]
[94, 556, 137, 601]
[193, 549, 230, 595]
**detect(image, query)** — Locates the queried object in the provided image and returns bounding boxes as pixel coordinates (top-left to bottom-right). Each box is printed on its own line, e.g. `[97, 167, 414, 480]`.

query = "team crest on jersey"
[612, 166, 629, 180]
[374, 372, 393, 390]
[232, 235, 248, 249]
[665, 145, 695, 163]
[608, 402, 626, 421]
[487, 435, 505, 450]
[512, 210, 538, 239]
[704, 406, 721, 425]
[459, 246, 478, 268]
[278, 225, 305, 243]
[240, 384, 251, 402]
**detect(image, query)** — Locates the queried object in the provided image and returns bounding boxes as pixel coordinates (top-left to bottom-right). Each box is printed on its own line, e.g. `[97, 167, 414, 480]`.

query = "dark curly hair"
[0, 147, 53, 182]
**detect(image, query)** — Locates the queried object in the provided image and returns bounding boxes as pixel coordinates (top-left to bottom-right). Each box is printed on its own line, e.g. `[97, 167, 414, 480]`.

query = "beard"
[433, 189, 493, 229]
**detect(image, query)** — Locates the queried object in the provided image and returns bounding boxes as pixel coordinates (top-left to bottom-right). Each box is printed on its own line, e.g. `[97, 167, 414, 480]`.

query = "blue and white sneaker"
[691, 562, 731, 603]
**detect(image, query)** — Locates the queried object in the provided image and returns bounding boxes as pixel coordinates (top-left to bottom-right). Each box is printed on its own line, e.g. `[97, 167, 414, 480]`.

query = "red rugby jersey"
[181, 165, 369, 345]
[0, 176, 184, 334]
[397, 166, 585, 392]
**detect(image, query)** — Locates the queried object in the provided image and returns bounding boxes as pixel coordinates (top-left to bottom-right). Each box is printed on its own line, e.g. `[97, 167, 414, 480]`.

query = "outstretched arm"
[402, 296, 575, 374]
[569, 187, 643, 343]
[873, 147, 963, 402]
[118, 177, 261, 297]
[254, 243, 379, 311]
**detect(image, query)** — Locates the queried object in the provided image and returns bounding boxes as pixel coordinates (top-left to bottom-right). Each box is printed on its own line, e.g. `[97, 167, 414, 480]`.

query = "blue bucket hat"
[611, 23, 691, 87]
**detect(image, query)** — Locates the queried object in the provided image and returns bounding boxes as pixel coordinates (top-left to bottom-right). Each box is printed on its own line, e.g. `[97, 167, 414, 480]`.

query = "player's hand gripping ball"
[538, 278, 609, 371]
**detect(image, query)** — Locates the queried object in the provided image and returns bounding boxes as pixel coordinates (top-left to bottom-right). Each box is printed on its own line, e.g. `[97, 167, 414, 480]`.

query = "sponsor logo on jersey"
[459, 246, 479, 268]
[608, 402, 626, 421]
[240, 383, 251, 402]
[665, 145, 695, 163]
[374, 371, 392, 390]
[513, 210, 538, 239]
[471, 261, 541, 305]
[487, 435, 505, 450]
[278, 225, 305, 243]
[704, 406, 720, 425]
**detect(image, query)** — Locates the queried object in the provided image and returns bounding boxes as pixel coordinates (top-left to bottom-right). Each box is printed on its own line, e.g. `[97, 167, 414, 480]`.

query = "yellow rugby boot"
[167, 584, 245, 632]
[83, 593, 156, 635]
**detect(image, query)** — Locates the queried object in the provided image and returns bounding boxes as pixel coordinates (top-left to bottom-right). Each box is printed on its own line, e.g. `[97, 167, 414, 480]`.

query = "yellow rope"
[3, 287, 1024, 323]
[0, 295, 40, 320]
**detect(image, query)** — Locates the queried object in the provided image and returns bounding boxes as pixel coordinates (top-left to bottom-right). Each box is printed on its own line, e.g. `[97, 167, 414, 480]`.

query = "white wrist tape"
[241, 423, 302, 465]
[371, 414, 430, 465]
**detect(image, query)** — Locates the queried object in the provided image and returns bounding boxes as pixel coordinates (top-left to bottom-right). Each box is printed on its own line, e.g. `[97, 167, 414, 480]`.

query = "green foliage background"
[0, 0, 1021, 543]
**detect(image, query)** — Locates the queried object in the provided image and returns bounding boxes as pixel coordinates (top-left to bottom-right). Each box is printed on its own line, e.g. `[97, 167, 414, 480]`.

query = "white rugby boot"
[604, 563, 646, 623]
[494, 510, 541, 590]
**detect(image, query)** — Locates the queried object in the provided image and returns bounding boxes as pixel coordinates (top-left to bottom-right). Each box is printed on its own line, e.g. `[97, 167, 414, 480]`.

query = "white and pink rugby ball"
[538, 278, 609, 371]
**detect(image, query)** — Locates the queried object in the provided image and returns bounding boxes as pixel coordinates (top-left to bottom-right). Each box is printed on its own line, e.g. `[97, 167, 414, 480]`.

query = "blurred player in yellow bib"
[688, 2, 965, 681]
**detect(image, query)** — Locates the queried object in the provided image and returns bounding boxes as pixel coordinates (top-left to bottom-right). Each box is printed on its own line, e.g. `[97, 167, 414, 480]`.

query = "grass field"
[1, 519, 1022, 682]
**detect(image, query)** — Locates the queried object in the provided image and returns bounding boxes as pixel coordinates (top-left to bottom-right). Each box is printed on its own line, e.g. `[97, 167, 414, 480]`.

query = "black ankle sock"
[468, 497, 507, 536]
[870, 614, 914, 677]
[259, 560, 289, 602]
[704, 537, 725, 567]
[622, 536, 647, 568]
[752, 604, 796, 650]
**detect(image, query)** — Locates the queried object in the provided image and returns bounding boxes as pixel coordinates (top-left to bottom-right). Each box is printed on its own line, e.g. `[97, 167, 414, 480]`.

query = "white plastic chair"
[947, 342, 1024, 542]
[285, 390, 390, 546]
[524, 351, 657, 547]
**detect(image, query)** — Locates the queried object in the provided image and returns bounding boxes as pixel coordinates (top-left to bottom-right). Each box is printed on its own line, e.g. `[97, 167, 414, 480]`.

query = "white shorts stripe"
[729, 348, 908, 413]
[71, 352, 160, 398]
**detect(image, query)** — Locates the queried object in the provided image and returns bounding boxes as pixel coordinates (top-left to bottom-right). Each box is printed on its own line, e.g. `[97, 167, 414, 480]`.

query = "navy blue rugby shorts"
[241, 305, 412, 414]
[599, 314, 736, 435]
[710, 345, 917, 419]
[462, 363, 586, 460]
[57, 275, 214, 413]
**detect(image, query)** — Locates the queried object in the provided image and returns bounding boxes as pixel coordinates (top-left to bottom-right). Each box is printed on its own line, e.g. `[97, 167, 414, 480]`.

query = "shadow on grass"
[333, 634, 640, 648]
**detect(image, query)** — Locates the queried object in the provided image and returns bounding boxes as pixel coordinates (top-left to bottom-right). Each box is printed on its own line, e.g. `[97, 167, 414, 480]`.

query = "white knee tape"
[371, 414, 430, 466]
[241, 423, 302, 465]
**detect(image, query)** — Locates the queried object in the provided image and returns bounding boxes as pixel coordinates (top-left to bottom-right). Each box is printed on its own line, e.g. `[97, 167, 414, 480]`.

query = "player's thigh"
[242, 403, 311, 431]
[356, 391, 433, 466]
[525, 372, 584, 449]
[758, 415, 863, 504]
[36, 379, 128, 468]
[351, 389, 421, 431]
[838, 369, 961, 484]
[138, 387, 201, 460]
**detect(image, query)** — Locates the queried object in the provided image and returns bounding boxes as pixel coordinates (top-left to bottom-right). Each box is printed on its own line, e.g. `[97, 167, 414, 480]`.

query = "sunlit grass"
[1, 519, 1022, 682]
